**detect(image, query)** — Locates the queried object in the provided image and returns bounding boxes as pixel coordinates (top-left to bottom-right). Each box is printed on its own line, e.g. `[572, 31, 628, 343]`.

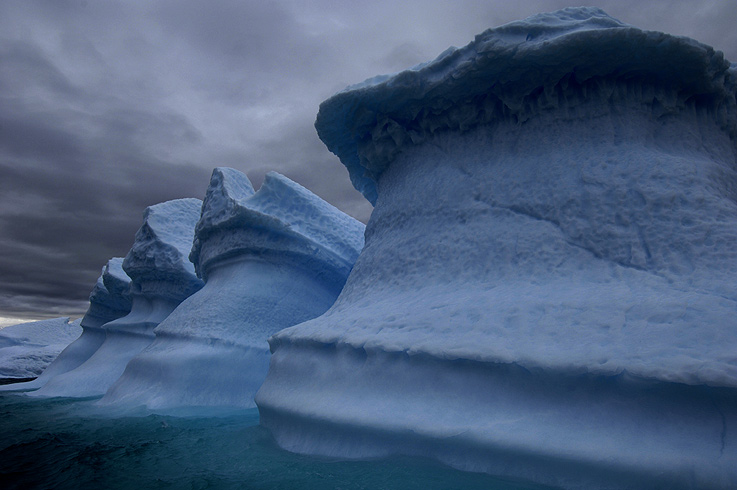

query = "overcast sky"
[1, 0, 735, 324]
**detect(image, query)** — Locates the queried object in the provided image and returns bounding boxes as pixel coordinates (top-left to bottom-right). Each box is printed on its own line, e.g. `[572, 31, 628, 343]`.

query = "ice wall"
[257, 8, 737, 489]
[0, 318, 81, 380]
[30, 199, 203, 398]
[0, 258, 131, 392]
[102, 168, 365, 410]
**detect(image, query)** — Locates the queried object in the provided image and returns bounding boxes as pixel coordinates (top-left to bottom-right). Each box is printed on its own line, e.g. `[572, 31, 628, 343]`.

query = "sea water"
[0, 393, 553, 490]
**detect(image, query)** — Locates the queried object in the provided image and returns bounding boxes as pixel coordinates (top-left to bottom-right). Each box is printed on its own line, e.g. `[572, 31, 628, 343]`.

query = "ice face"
[0, 318, 81, 380]
[29, 199, 203, 399]
[101, 168, 365, 411]
[257, 7, 737, 489]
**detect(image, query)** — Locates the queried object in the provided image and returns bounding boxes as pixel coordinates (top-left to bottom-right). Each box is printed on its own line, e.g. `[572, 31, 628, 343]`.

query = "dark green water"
[0, 393, 554, 490]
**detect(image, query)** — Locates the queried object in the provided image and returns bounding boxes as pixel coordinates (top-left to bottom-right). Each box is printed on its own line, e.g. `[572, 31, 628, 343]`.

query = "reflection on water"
[0, 393, 553, 490]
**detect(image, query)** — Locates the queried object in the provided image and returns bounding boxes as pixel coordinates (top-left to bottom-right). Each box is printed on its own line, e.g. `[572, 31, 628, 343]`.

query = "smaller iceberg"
[101, 168, 365, 410]
[0, 317, 82, 381]
[30, 199, 203, 398]
[0, 258, 131, 392]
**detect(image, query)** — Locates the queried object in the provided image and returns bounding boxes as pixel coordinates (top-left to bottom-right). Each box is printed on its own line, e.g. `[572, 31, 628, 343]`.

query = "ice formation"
[256, 8, 737, 489]
[0, 258, 132, 392]
[0, 318, 81, 380]
[101, 168, 365, 410]
[30, 199, 203, 398]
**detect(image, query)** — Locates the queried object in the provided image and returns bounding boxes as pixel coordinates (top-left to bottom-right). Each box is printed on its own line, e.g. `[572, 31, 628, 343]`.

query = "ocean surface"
[0, 391, 554, 490]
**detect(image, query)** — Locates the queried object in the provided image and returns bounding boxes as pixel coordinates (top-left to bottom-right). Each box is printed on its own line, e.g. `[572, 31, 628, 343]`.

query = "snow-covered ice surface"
[29, 199, 203, 399]
[1, 258, 132, 393]
[257, 7, 737, 489]
[0, 318, 82, 379]
[101, 168, 365, 411]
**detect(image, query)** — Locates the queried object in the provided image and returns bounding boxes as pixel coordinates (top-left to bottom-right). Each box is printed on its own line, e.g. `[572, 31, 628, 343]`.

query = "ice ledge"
[81, 257, 131, 329]
[315, 7, 737, 203]
[257, 338, 737, 490]
[272, 277, 737, 390]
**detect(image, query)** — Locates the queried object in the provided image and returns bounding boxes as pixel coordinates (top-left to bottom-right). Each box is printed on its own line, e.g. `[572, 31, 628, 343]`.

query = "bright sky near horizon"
[1, 0, 735, 323]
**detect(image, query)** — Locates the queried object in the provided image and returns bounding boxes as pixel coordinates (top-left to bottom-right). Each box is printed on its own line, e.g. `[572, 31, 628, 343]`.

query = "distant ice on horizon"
[0, 317, 82, 379]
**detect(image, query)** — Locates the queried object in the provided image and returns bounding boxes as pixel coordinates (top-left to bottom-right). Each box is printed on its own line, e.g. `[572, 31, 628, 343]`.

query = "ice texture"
[0, 318, 81, 379]
[30, 199, 203, 398]
[102, 168, 365, 410]
[257, 8, 737, 489]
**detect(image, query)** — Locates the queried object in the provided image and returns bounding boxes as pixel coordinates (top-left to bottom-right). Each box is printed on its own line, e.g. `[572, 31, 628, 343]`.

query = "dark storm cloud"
[0, 0, 735, 320]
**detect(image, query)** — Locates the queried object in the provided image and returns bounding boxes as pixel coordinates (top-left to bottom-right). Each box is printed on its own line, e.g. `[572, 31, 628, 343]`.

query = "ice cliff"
[0, 318, 82, 380]
[30, 199, 203, 398]
[101, 168, 365, 410]
[256, 7, 737, 490]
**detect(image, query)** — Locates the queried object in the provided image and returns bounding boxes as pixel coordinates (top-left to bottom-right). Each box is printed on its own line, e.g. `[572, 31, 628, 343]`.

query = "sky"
[1, 0, 735, 324]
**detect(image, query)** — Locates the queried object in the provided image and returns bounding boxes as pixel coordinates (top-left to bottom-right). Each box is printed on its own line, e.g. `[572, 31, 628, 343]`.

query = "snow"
[29, 199, 203, 398]
[101, 168, 364, 410]
[257, 7, 737, 489]
[0, 318, 82, 379]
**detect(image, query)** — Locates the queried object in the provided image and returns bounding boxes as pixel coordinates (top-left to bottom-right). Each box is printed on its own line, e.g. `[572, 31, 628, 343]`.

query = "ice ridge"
[192, 170, 364, 285]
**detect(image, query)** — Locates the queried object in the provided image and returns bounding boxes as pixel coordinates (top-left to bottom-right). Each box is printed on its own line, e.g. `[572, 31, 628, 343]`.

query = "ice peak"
[194, 167, 256, 238]
[316, 7, 737, 204]
[101, 257, 131, 309]
[247, 172, 365, 261]
[191, 169, 364, 282]
[190, 167, 256, 271]
[81, 257, 132, 329]
[123, 198, 203, 300]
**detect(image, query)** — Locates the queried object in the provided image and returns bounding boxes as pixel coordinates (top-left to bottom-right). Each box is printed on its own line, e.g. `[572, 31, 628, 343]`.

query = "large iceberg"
[30, 199, 203, 398]
[1, 258, 132, 392]
[256, 8, 737, 489]
[0, 317, 82, 380]
[101, 168, 365, 410]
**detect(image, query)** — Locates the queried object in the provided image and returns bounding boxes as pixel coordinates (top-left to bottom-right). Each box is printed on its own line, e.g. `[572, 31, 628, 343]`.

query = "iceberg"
[101, 168, 365, 410]
[0, 317, 82, 380]
[256, 7, 737, 489]
[1, 258, 132, 392]
[30, 199, 203, 398]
